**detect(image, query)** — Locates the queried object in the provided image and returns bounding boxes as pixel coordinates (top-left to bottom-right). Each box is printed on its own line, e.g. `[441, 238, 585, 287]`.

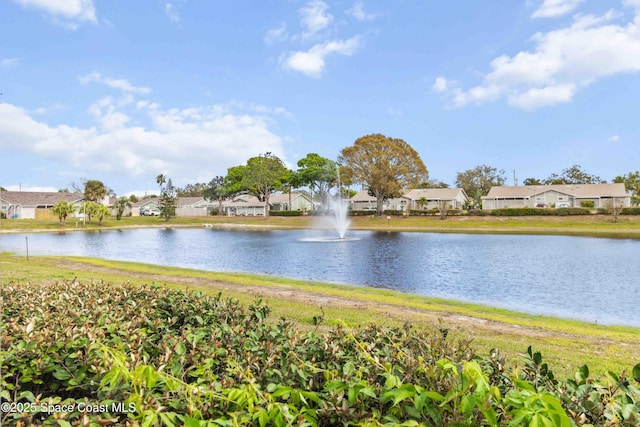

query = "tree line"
[48, 134, 640, 223]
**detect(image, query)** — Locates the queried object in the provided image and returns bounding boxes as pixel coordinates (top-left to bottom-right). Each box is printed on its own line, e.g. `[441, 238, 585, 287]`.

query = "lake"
[2, 227, 639, 326]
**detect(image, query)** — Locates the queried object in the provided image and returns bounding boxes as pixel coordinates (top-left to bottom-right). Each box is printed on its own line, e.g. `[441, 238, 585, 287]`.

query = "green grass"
[2, 213, 640, 238]
[2, 253, 638, 379]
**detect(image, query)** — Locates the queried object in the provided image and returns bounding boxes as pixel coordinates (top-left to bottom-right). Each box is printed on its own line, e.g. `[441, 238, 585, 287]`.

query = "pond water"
[2, 228, 640, 326]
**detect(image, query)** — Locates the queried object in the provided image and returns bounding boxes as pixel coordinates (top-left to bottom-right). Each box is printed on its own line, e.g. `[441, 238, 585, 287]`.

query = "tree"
[455, 165, 506, 205]
[241, 152, 289, 219]
[339, 134, 428, 215]
[80, 201, 101, 222]
[295, 153, 337, 210]
[613, 171, 640, 206]
[156, 174, 177, 221]
[523, 177, 543, 186]
[50, 201, 76, 226]
[418, 179, 449, 189]
[95, 204, 111, 224]
[544, 165, 604, 185]
[114, 197, 132, 220]
[177, 183, 208, 197]
[204, 176, 230, 215]
[84, 179, 108, 202]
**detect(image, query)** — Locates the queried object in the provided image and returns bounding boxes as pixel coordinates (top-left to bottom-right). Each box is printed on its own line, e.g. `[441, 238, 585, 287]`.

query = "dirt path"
[54, 259, 638, 348]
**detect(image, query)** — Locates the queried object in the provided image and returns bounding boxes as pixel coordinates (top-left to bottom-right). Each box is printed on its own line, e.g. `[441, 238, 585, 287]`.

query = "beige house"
[481, 183, 630, 210]
[176, 197, 217, 216]
[349, 190, 411, 211]
[269, 192, 313, 211]
[404, 188, 468, 210]
[222, 195, 266, 216]
[0, 191, 92, 219]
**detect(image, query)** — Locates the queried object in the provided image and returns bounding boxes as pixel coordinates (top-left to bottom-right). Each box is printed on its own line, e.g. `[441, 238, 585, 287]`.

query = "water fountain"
[300, 168, 359, 242]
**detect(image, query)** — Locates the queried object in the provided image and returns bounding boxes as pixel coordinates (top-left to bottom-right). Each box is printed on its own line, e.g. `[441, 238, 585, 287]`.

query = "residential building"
[481, 183, 630, 210]
[403, 188, 469, 210]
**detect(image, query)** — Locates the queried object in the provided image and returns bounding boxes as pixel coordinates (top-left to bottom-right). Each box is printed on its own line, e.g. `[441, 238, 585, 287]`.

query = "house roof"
[403, 188, 467, 201]
[269, 192, 310, 204]
[177, 197, 206, 208]
[482, 183, 628, 199]
[0, 191, 84, 206]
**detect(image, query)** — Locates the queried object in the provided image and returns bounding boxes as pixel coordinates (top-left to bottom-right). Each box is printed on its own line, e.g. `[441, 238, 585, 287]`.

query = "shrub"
[622, 207, 640, 215]
[580, 200, 595, 208]
[269, 210, 303, 216]
[382, 209, 404, 216]
[2, 280, 639, 426]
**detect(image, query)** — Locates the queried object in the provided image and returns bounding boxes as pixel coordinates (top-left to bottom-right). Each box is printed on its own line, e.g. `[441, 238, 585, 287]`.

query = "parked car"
[140, 208, 161, 216]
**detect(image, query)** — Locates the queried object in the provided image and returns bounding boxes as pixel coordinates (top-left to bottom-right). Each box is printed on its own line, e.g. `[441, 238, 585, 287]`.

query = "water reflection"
[1, 228, 639, 326]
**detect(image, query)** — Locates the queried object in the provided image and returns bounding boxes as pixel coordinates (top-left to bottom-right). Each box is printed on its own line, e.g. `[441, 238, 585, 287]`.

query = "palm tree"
[50, 201, 76, 226]
[95, 205, 111, 224]
[114, 197, 132, 220]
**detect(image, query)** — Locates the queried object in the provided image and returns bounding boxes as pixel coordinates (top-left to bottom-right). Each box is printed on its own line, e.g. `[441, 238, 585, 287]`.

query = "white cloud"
[299, 0, 333, 38]
[165, 2, 180, 22]
[282, 37, 361, 77]
[12, 0, 96, 27]
[432, 77, 449, 93]
[532, 0, 585, 18]
[4, 185, 58, 192]
[0, 97, 287, 187]
[609, 134, 620, 142]
[265, 23, 288, 45]
[436, 7, 640, 110]
[347, 0, 377, 21]
[386, 106, 402, 117]
[79, 72, 152, 94]
[1, 57, 21, 67]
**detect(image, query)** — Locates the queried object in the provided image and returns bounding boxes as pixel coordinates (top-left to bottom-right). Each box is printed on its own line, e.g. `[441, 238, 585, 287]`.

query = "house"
[403, 188, 468, 210]
[222, 195, 266, 216]
[131, 198, 159, 216]
[349, 190, 411, 211]
[481, 183, 630, 210]
[176, 197, 217, 217]
[0, 191, 86, 219]
[269, 192, 313, 211]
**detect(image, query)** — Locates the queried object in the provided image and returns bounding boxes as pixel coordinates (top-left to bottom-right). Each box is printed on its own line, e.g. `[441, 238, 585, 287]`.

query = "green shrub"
[382, 209, 405, 216]
[2, 280, 639, 426]
[269, 210, 303, 216]
[622, 207, 640, 215]
[580, 200, 595, 208]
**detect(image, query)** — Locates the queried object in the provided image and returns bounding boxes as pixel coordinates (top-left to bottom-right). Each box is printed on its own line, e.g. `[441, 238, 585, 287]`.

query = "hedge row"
[269, 210, 304, 216]
[2, 280, 639, 426]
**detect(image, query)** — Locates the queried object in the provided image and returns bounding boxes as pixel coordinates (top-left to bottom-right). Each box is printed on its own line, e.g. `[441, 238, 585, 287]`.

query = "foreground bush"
[1, 281, 639, 426]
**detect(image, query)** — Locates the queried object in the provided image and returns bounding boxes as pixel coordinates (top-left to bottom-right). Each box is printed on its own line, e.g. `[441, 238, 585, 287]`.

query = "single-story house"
[0, 191, 86, 219]
[403, 188, 469, 210]
[349, 190, 411, 211]
[269, 192, 313, 211]
[481, 183, 631, 210]
[176, 197, 217, 217]
[131, 199, 159, 216]
[222, 195, 266, 216]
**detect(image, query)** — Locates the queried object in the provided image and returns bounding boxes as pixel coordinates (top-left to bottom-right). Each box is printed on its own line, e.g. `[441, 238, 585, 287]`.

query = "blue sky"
[1, 0, 640, 196]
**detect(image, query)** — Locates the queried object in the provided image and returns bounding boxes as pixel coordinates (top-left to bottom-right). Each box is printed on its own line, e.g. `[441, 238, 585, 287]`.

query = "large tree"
[295, 153, 337, 209]
[241, 152, 289, 219]
[176, 182, 208, 197]
[544, 165, 604, 185]
[455, 165, 506, 205]
[156, 174, 177, 222]
[84, 179, 108, 202]
[338, 134, 428, 215]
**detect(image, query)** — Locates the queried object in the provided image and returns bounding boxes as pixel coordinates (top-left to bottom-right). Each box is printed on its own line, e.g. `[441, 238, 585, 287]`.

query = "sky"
[1, 0, 640, 196]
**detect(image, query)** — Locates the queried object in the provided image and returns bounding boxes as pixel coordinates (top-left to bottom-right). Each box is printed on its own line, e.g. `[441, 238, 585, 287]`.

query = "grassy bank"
[2, 213, 640, 238]
[2, 254, 638, 379]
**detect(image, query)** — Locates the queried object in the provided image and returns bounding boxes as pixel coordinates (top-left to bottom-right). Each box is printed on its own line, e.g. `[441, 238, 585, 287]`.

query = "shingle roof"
[0, 191, 84, 206]
[483, 183, 628, 199]
[403, 188, 466, 201]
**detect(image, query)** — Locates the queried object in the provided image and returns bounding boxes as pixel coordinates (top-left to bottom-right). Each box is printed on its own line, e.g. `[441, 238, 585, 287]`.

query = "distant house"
[131, 198, 159, 216]
[222, 195, 266, 216]
[481, 183, 630, 210]
[403, 188, 468, 210]
[176, 197, 216, 217]
[349, 190, 410, 211]
[0, 191, 85, 219]
[269, 192, 312, 211]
